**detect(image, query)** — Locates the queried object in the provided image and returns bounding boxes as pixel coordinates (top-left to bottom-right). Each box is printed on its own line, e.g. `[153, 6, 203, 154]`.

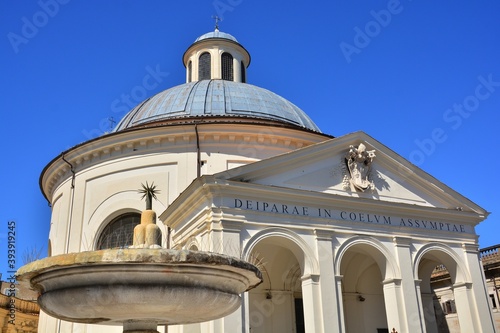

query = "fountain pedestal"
[17, 249, 262, 332]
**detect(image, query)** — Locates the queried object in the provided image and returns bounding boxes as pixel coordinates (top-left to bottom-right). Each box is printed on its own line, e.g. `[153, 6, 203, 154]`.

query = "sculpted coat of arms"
[345, 143, 376, 192]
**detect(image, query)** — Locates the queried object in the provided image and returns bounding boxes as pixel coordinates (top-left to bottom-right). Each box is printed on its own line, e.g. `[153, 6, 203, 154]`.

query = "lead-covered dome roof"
[195, 30, 238, 42]
[114, 80, 321, 132]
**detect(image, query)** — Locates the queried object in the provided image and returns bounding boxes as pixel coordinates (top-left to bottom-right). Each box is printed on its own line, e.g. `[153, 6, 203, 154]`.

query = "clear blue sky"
[1, 1, 499, 278]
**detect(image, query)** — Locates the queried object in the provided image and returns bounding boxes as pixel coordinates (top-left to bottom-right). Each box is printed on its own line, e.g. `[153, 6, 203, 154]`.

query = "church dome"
[113, 80, 321, 132]
[114, 28, 321, 133]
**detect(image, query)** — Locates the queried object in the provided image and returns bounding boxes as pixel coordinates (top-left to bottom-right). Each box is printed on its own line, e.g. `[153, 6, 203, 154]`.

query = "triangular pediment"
[215, 131, 486, 215]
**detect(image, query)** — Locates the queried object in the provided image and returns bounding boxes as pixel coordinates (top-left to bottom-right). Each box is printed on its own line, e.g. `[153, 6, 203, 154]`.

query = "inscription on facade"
[233, 198, 468, 233]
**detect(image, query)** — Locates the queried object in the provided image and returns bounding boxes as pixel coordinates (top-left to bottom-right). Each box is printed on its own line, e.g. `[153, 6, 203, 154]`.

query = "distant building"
[0, 280, 39, 332]
[430, 245, 500, 332]
[33, 28, 497, 333]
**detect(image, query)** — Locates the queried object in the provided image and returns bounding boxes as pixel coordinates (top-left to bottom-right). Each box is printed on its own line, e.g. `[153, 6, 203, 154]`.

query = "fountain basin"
[16, 249, 262, 326]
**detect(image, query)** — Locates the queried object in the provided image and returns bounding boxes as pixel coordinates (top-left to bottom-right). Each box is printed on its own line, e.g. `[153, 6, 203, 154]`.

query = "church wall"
[48, 153, 188, 254]
[48, 178, 72, 256]
[47, 142, 303, 255]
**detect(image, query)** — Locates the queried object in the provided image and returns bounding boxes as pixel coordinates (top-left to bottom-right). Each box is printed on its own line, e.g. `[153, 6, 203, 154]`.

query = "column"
[393, 237, 424, 333]
[192, 55, 199, 81]
[241, 293, 250, 333]
[233, 57, 241, 82]
[301, 274, 323, 333]
[212, 50, 221, 80]
[314, 230, 342, 331]
[37, 311, 59, 333]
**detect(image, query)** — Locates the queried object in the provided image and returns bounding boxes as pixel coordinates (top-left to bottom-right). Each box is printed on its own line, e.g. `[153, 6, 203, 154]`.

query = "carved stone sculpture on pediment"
[345, 143, 376, 192]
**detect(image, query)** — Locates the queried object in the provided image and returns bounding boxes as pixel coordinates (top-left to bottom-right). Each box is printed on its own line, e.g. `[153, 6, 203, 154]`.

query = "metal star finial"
[138, 181, 160, 210]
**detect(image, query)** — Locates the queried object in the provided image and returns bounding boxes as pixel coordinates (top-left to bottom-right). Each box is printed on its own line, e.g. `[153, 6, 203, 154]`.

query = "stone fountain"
[17, 249, 262, 332]
[16, 183, 262, 332]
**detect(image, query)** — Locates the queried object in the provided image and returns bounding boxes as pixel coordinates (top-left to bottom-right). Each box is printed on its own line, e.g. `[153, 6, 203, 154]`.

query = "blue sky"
[1, 0, 499, 278]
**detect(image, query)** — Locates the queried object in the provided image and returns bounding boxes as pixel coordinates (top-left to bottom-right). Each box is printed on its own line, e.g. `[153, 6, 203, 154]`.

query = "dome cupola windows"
[221, 52, 234, 81]
[183, 29, 250, 83]
[198, 52, 211, 80]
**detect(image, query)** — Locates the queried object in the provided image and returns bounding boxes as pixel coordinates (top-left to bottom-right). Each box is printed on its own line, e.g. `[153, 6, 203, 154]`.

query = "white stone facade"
[159, 132, 495, 333]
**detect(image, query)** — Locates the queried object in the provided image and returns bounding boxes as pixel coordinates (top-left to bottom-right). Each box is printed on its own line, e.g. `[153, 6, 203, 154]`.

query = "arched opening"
[417, 247, 470, 333]
[248, 238, 305, 333]
[340, 243, 390, 333]
[241, 60, 246, 83]
[187, 60, 192, 83]
[198, 52, 211, 80]
[96, 212, 140, 250]
[221, 52, 234, 81]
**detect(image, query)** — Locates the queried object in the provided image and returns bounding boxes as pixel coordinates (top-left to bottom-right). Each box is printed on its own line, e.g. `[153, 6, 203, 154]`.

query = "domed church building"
[38, 28, 496, 333]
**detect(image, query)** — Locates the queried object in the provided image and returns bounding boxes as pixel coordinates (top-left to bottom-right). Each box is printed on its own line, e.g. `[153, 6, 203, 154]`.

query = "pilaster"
[382, 278, 403, 333]
[219, 218, 244, 257]
[453, 282, 477, 332]
[393, 237, 424, 333]
[314, 229, 342, 331]
[301, 274, 323, 333]
[461, 243, 496, 332]
[220, 218, 245, 332]
[335, 275, 347, 333]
